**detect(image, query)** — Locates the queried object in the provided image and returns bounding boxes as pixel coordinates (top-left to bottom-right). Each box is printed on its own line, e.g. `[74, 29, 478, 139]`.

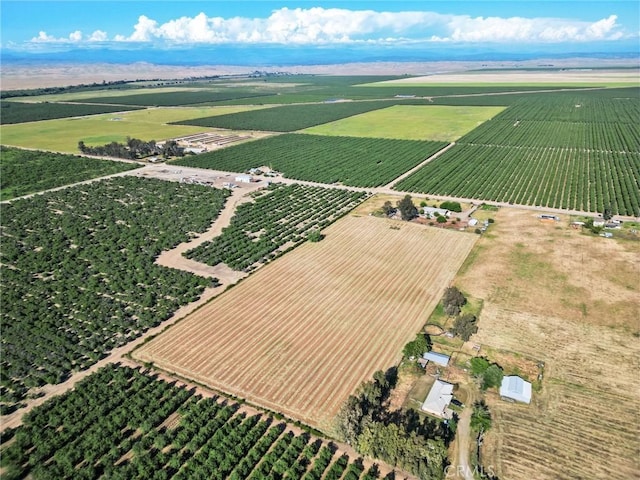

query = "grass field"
[0, 106, 265, 152]
[134, 214, 477, 432]
[301, 105, 505, 141]
[455, 208, 640, 479]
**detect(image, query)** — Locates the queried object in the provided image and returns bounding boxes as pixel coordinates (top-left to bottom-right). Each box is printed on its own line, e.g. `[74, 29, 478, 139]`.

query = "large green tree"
[397, 195, 418, 221]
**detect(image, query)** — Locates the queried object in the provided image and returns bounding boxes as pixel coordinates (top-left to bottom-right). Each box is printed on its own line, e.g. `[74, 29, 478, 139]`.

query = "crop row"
[0, 146, 141, 200]
[185, 183, 369, 271]
[175, 133, 447, 187]
[459, 119, 640, 152]
[0, 364, 378, 480]
[0, 177, 229, 409]
[80, 90, 273, 106]
[0, 101, 144, 124]
[171, 100, 397, 132]
[395, 144, 640, 216]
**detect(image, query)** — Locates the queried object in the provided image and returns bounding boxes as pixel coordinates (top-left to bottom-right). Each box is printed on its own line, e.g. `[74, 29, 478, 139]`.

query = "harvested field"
[135, 214, 477, 432]
[456, 208, 640, 479]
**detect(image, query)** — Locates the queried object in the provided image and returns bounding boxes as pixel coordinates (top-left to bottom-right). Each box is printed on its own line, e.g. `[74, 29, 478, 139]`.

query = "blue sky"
[1, 1, 639, 57]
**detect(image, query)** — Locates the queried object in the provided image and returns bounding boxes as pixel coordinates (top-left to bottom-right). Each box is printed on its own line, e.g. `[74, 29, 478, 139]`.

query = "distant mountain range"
[2, 44, 638, 66]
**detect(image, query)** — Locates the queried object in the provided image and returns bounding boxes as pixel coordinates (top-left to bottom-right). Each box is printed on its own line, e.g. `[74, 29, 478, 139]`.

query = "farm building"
[235, 175, 253, 183]
[423, 207, 450, 218]
[421, 379, 454, 418]
[468, 218, 478, 227]
[500, 376, 532, 404]
[422, 351, 451, 367]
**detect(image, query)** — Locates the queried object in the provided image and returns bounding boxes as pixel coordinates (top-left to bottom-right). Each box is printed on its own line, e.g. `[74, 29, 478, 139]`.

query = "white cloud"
[88, 30, 108, 42]
[32, 8, 631, 46]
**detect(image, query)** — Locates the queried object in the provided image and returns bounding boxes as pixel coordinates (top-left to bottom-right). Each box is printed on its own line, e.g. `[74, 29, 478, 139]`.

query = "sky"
[1, 1, 639, 63]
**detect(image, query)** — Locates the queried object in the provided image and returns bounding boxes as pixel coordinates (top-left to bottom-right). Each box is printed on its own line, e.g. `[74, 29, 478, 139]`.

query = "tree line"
[78, 137, 184, 160]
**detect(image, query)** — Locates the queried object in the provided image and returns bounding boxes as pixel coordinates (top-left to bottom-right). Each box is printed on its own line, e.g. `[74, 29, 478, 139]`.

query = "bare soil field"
[455, 208, 640, 479]
[134, 214, 477, 432]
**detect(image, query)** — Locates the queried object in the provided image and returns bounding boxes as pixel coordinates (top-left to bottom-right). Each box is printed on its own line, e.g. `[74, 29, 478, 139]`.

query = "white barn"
[235, 175, 253, 183]
[421, 379, 454, 418]
[500, 376, 532, 404]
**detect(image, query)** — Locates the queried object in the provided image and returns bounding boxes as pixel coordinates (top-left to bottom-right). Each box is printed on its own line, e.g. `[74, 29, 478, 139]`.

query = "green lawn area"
[301, 105, 505, 141]
[0, 105, 265, 153]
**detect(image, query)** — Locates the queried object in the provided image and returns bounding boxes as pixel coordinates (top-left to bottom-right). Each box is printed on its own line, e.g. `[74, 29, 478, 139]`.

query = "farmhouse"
[422, 351, 451, 367]
[423, 207, 450, 218]
[500, 375, 532, 404]
[421, 379, 454, 418]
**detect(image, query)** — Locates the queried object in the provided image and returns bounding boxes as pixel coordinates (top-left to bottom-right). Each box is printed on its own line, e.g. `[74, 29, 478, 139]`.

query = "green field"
[302, 105, 506, 141]
[0, 106, 265, 153]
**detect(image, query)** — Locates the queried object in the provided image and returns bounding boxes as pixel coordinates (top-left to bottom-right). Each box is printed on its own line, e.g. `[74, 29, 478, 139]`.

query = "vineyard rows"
[0, 177, 229, 410]
[186, 183, 369, 271]
[175, 133, 447, 187]
[0, 101, 144, 124]
[0, 364, 379, 480]
[395, 144, 640, 216]
[0, 146, 140, 200]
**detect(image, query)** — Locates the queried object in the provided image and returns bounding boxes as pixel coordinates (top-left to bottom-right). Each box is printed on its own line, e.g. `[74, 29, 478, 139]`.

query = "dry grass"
[134, 214, 477, 432]
[456, 208, 640, 479]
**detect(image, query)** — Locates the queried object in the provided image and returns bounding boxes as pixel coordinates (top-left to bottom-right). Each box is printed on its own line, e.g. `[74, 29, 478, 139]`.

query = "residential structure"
[421, 379, 454, 418]
[422, 351, 451, 367]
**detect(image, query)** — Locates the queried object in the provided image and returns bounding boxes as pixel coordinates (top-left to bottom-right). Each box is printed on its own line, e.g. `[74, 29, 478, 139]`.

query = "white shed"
[500, 376, 532, 404]
[235, 175, 253, 183]
[422, 351, 450, 367]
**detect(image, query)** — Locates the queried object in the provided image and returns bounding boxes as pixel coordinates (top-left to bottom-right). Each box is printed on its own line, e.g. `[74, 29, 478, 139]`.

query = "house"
[593, 219, 605, 227]
[468, 218, 478, 227]
[235, 175, 253, 183]
[422, 351, 450, 367]
[421, 379, 454, 418]
[423, 207, 450, 219]
[500, 376, 532, 404]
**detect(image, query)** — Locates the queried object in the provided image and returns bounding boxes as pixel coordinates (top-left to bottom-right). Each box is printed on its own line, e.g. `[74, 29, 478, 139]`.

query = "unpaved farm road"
[451, 407, 475, 480]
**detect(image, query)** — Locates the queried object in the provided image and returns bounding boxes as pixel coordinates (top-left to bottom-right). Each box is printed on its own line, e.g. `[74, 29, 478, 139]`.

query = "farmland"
[0, 364, 378, 480]
[395, 145, 640, 216]
[80, 90, 275, 106]
[395, 90, 640, 216]
[171, 100, 397, 131]
[175, 133, 447, 187]
[0, 101, 145, 124]
[185, 183, 369, 271]
[454, 208, 640, 479]
[0, 105, 264, 152]
[301, 105, 506, 142]
[0, 177, 228, 409]
[134, 214, 477, 431]
[0, 146, 140, 200]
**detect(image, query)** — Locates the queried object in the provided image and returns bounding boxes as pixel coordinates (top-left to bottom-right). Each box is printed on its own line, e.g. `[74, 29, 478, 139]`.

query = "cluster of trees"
[403, 333, 432, 358]
[439, 201, 462, 213]
[336, 370, 452, 479]
[1, 365, 377, 480]
[396, 195, 419, 221]
[78, 138, 184, 160]
[1, 177, 229, 408]
[0, 146, 139, 200]
[441, 286, 478, 341]
[470, 358, 504, 391]
[186, 184, 368, 271]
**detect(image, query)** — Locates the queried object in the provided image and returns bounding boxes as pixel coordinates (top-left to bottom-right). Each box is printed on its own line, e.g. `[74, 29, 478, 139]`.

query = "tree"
[442, 286, 466, 317]
[381, 201, 395, 217]
[440, 201, 462, 213]
[603, 204, 613, 221]
[451, 314, 478, 341]
[396, 195, 418, 221]
[402, 333, 431, 358]
[470, 401, 492, 433]
[481, 365, 503, 390]
[307, 230, 324, 242]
